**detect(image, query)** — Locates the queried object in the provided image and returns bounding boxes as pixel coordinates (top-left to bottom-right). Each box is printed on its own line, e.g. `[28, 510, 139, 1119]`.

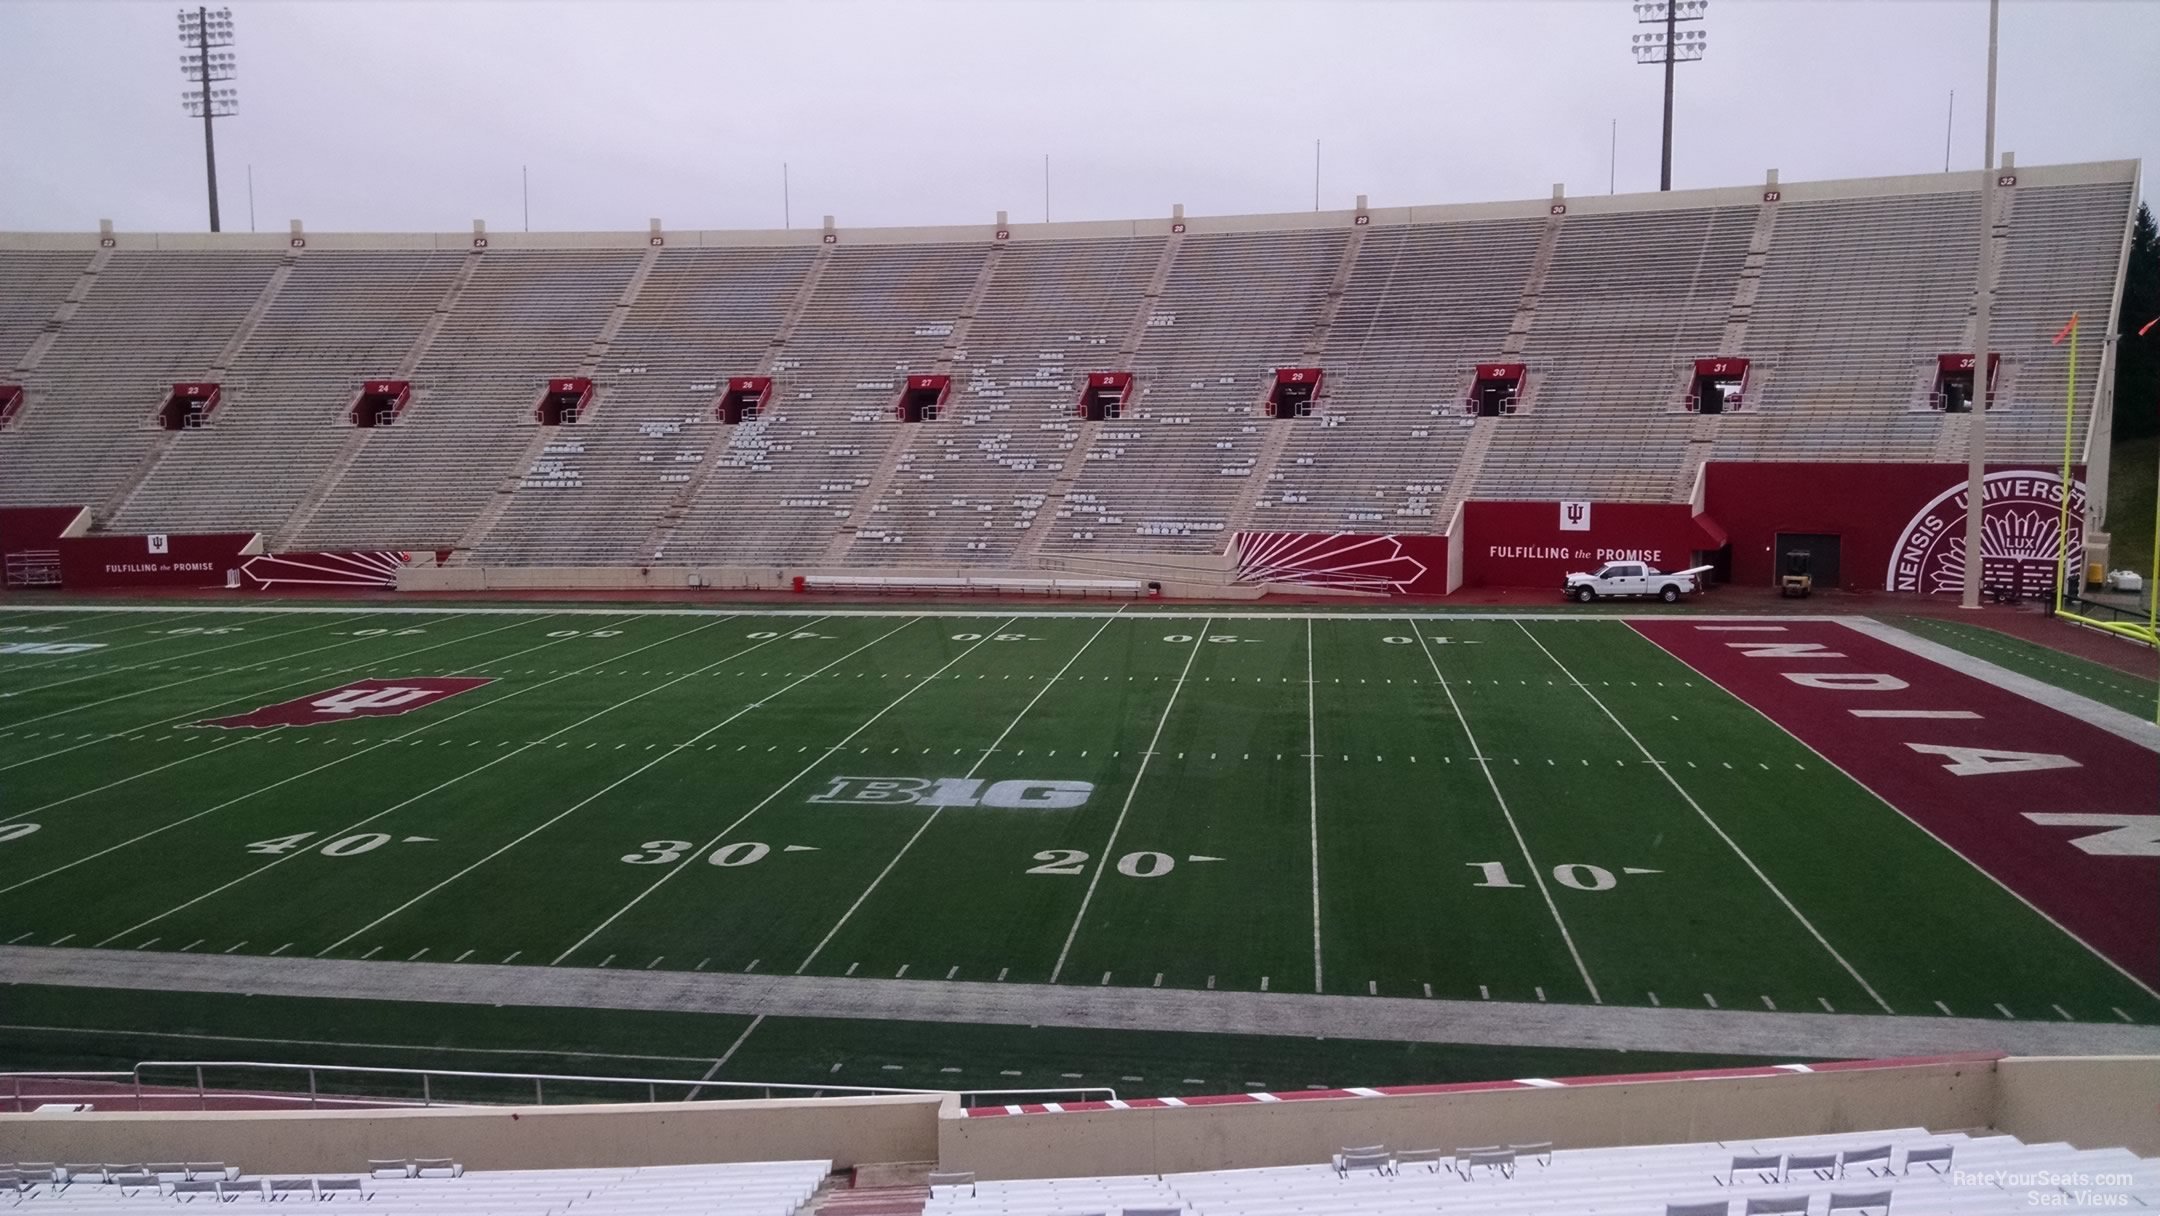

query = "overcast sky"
[2, 0, 2155, 235]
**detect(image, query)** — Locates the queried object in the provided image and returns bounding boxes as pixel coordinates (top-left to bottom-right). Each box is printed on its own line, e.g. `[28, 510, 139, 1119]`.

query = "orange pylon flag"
[2052, 313, 2078, 345]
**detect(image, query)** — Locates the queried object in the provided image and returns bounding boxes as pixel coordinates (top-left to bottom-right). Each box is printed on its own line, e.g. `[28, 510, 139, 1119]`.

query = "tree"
[2117, 202, 2158, 441]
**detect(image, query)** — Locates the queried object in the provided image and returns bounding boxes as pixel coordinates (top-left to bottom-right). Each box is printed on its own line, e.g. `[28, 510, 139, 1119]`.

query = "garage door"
[1774, 532, 1842, 589]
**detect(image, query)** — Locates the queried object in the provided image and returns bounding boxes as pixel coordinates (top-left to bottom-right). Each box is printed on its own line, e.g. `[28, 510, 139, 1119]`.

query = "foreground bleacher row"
[0, 161, 2131, 567]
[924, 1129, 2156, 1216]
[0, 1159, 829, 1215]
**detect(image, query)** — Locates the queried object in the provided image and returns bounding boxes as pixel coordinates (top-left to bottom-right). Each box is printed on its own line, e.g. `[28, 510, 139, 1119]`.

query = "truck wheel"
[1575, 586, 1596, 603]
[1660, 585, 1681, 603]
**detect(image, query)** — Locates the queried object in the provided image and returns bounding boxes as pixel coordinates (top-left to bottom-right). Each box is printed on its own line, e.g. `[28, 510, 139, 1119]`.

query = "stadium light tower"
[1631, 0, 1707, 192]
[178, 6, 238, 233]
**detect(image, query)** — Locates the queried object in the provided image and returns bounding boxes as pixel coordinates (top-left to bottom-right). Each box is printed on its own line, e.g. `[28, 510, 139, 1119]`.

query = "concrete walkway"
[7, 946, 2156, 1061]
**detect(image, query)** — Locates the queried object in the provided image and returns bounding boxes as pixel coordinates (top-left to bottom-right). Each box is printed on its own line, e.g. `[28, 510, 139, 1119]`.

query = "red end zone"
[1632, 619, 2158, 987]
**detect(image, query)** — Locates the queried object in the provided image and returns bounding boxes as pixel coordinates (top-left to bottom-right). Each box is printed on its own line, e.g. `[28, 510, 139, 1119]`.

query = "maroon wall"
[1233, 532, 1453, 595]
[1458, 501, 1721, 588]
[0, 506, 87, 557]
[1703, 462, 2085, 591]
[57, 533, 257, 589]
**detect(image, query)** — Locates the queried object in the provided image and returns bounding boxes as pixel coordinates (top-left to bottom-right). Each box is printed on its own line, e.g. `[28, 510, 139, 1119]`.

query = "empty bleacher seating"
[0, 163, 2130, 566]
[920, 1128, 2155, 1216]
[1, 1157, 829, 1215]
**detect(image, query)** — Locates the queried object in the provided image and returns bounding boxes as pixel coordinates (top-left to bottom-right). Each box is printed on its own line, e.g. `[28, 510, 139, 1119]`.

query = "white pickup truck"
[1564, 560, 1711, 603]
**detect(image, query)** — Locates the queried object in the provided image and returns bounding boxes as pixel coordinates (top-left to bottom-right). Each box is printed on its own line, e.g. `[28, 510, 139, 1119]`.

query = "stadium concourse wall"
[4, 1056, 2157, 1179]
[1, 460, 2087, 598]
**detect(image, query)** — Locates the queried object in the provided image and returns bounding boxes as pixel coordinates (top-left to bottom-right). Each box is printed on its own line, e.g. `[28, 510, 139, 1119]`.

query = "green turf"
[1885, 614, 2157, 719]
[1, 605, 2153, 1096]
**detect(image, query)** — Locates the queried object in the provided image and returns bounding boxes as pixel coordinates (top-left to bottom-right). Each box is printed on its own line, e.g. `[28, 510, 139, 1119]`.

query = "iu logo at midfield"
[197, 677, 493, 729]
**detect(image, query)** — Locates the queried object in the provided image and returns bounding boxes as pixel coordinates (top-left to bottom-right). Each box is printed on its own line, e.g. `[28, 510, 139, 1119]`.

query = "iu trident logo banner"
[1559, 500, 1592, 532]
[197, 677, 493, 729]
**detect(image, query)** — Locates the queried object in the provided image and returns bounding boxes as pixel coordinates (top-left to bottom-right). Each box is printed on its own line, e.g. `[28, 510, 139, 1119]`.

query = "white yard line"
[1412, 620, 1601, 1004]
[1516, 619, 1894, 1014]
[1633, 620, 2160, 1007]
[0, 613, 542, 801]
[82, 615, 767, 941]
[794, 610, 1125, 975]
[1048, 620, 1211, 985]
[302, 617, 902, 963]
[6, 614, 667, 902]
[1306, 618, 1322, 995]
[308, 622, 915, 967]
[4, 614, 285, 685]
[549, 617, 1017, 966]
[0, 610, 390, 729]
[682, 1013, 767, 1101]
[0, 608, 222, 667]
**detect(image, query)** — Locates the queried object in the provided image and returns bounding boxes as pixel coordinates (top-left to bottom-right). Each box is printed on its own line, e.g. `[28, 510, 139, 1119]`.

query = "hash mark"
[222, 940, 245, 953]
[1535, 986, 1546, 1002]
[1702, 992, 1718, 1008]
[1819, 997, 1834, 1012]
[503, 950, 521, 964]
[1479, 984, 1490, 1000]
[745, 958, 759, 973]
[454, 949, 474, 963]
[1934, 1000, 1954, 1016]
[2051, 1004, 2072, 1021]
[695, 959, 709, 971]
[1761, 995, 1776, 1010]
[1260, 976, 1269, 992]
[845, 962, 858, 976]
[408, 948, 428, 961]
[1423, 982, 1432, 998]
[894, 964, 909, 978]
[946, 965, 958, 980]
[361, 945, 382, 959]
[2114, 1007, 2133, 1022]
[996, 967, 1008, 981]
[270, 943, 290, 956]
[1100, 970, 1112, 986]
[1994, 1002, 2014, 1019]
[1647, 991, 1659, 1007]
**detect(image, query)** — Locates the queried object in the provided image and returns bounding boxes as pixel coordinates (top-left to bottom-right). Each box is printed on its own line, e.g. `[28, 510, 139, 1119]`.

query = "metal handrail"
[3, 1062, 1115, 1112]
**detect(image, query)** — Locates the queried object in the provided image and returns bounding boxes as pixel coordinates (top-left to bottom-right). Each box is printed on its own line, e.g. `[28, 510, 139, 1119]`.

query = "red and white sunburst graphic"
[238, 550, 409, 590]
[1885, 472, 2086, 595]
[1234, 532, 1432, 592]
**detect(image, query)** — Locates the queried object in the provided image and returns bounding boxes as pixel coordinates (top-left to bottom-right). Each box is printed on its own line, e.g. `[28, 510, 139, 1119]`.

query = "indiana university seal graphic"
[1885, 471, 2086, 595]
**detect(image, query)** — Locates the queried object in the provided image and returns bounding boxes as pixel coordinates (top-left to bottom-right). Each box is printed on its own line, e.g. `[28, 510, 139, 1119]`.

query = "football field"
[2, 602, 2156, 1094]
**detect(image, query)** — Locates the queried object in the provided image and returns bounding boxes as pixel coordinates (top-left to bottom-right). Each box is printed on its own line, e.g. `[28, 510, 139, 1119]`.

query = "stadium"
[1, 0, 2157, 1212]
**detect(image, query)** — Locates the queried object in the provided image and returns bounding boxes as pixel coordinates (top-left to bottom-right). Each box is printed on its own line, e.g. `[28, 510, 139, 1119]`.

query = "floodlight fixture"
[1631, 0, 1707, 191]
[177, 6, 237, 231]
